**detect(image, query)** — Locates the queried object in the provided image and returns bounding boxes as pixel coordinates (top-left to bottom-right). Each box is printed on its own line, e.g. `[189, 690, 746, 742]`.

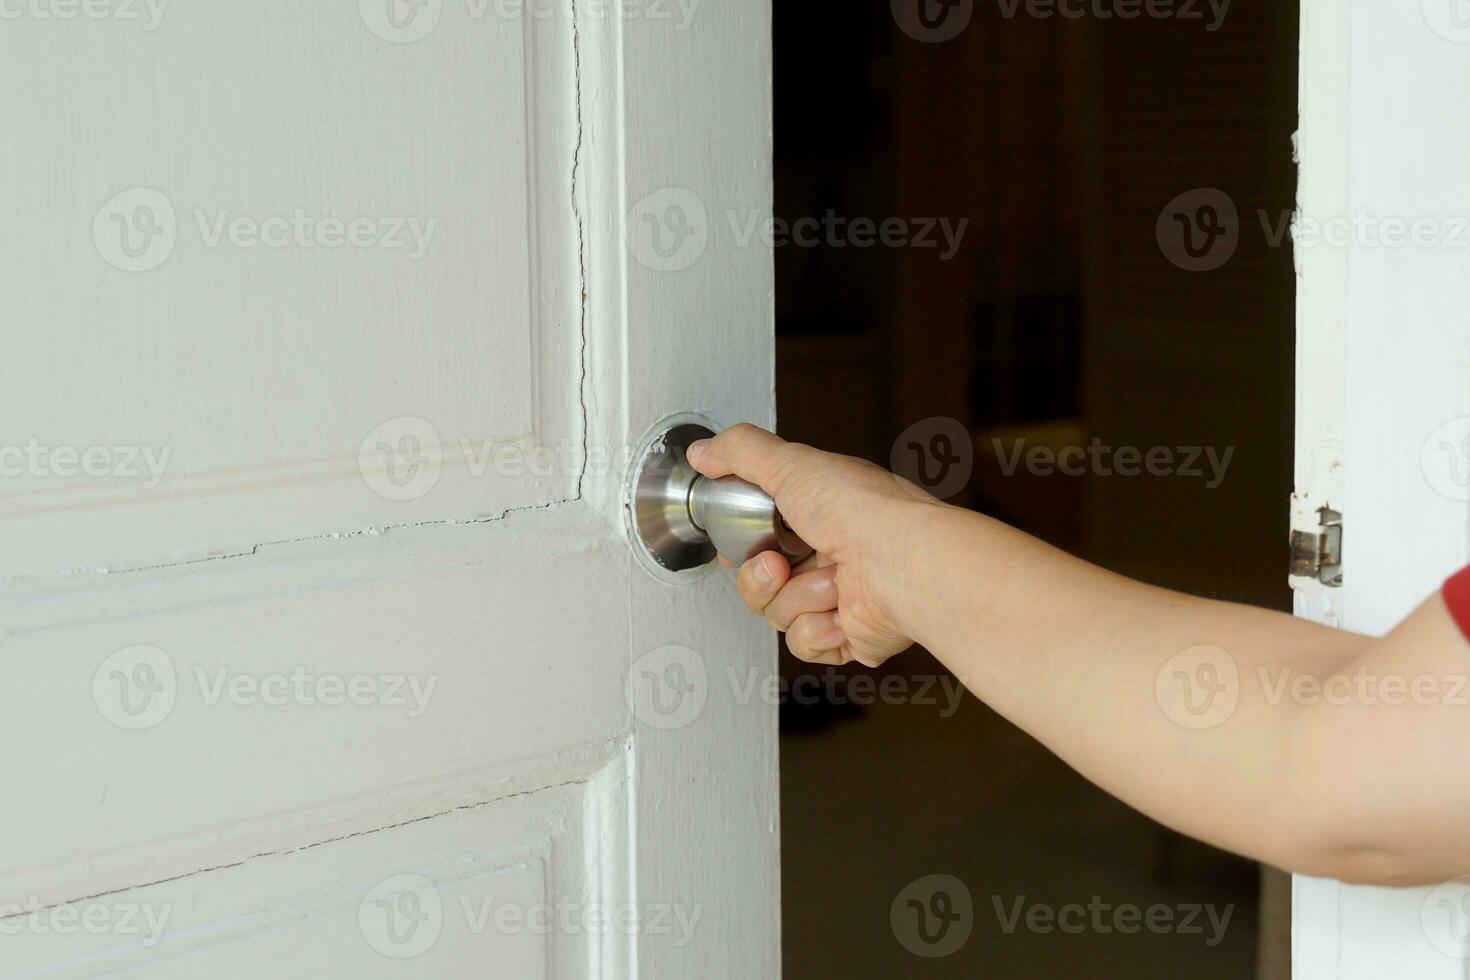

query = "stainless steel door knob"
[629, 421, 813, 573]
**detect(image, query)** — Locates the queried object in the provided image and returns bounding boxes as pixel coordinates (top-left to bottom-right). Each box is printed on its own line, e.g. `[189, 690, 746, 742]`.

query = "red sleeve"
[1447, 568, 1470, 641]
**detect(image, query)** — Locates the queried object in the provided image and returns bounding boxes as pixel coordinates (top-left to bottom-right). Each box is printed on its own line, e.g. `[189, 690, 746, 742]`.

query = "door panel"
[3, 777, 612, 977]
[0, 1, 777, 976]
[0, 2, 580, 577]
[0, 510, 624, 892]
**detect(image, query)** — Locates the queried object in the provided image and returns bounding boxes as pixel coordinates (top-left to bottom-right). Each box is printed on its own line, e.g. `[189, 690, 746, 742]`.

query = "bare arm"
[688, 424, 1470, 886]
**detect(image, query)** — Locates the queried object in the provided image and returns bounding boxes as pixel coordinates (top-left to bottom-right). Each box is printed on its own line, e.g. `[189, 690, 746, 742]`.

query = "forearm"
[693, 426, 1470, 887]
[692, 424, 1470, 882]
[890, 501, 1379, 875]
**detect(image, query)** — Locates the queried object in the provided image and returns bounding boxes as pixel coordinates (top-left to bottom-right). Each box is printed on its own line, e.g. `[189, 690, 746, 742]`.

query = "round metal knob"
[629, 421, 813, 573]
[688, 476, 811, 568]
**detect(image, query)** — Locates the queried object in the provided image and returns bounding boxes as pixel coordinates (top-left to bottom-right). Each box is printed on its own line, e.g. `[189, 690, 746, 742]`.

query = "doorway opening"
[775, 3, 1300, 977]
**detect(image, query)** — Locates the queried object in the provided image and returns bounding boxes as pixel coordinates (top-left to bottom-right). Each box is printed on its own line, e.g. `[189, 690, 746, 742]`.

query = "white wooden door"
[0, 2, 778, 976]
[1293, 0, 1470, 976]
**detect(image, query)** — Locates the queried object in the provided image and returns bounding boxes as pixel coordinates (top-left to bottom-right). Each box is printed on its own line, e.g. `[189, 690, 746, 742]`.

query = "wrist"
[871, 497, 974, 647]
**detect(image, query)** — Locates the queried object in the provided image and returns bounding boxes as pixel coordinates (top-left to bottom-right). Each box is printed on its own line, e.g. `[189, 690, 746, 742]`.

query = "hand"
[686, 424, 942, 668]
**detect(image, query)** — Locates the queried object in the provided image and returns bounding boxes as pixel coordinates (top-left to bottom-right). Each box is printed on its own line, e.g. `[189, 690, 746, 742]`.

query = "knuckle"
[723, 422, 762, 444]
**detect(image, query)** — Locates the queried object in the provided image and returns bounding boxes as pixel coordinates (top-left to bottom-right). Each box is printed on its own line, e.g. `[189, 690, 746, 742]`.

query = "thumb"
[687, 423, 802, 496]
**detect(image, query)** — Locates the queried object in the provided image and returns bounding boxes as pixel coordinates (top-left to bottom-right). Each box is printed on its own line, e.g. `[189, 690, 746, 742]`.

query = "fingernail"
[754, 555, 775, 584]
[687, 439, 709, 463]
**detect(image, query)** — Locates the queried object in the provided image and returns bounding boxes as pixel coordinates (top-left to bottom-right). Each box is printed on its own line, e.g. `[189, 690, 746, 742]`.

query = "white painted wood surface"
[1293, 2, 1470, 977]
[0, 2, 777, 976]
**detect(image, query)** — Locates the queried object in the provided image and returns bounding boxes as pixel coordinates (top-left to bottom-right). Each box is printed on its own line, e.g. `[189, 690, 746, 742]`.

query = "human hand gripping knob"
[685, 423, 940, 668]
[688, 425, 1470, 888]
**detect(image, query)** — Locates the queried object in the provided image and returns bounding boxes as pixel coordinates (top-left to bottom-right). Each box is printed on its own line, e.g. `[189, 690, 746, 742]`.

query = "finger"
[785, 611, 847, 662]
[736, 551, 790, 615]
[791, 648, 848, 667]
[763, 566, 839, 631]
[685, 423, 811, 496]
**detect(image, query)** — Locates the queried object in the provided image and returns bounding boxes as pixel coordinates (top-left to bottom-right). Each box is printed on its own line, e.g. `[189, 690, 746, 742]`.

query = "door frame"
[1292, 2, 1470, 976]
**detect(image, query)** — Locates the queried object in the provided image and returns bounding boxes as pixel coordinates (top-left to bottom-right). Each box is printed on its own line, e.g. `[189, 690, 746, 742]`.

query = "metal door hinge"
[1290, 507, 1343, 587]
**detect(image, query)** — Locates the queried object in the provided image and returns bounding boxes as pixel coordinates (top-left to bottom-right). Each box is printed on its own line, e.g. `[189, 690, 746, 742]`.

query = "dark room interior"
[775, 3, 1301, 976]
